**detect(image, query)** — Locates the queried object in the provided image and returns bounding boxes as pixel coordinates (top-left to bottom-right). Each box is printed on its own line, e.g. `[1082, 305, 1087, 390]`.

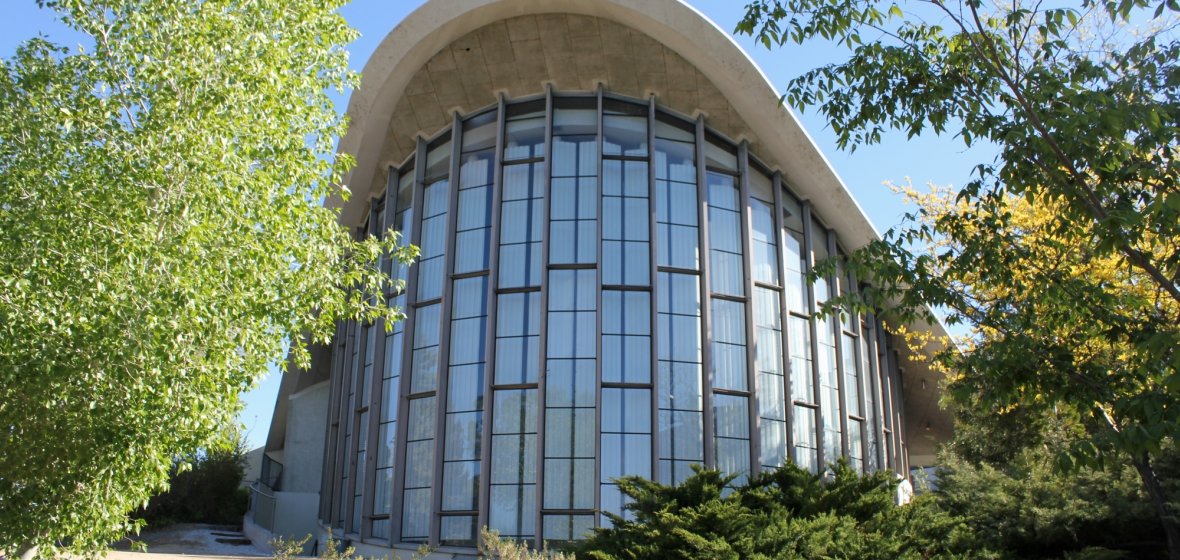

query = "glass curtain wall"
[652, 113, 703, 486]
[318, 91, 910, 550]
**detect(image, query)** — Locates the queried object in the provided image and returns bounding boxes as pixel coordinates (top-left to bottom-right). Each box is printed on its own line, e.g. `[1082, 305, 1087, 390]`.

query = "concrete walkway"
[111, 524, 270, 559]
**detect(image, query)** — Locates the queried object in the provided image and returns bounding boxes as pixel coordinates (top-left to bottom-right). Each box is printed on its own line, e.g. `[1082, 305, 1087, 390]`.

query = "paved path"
[111, 524, 269, 559]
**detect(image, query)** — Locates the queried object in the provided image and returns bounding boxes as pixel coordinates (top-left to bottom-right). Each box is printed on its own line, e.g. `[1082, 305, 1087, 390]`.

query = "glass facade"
[319, 91, 910, 549]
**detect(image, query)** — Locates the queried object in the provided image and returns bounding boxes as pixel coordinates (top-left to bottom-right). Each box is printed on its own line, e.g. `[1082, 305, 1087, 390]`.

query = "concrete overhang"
[333, 0, 954, 466]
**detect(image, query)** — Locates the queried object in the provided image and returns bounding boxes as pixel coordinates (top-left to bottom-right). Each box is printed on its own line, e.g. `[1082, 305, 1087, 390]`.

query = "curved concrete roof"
[333, 0, 952, 464]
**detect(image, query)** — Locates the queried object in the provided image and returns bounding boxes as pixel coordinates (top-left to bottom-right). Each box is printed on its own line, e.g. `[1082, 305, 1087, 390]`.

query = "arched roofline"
[333, 0, 954, 457]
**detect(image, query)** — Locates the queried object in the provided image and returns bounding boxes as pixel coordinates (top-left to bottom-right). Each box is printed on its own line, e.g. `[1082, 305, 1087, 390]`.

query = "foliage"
[738, 0, 1179, 464]
[576, 463, 991, 560]
[937, 404, 1170, 558]
[0, 1, 414, 557]
[737, 0, 1179, 553]
[480, 527, 572, 560]
[270, 534, 311, 560]
[320, 529, 355, 560]
[134, 440, 249, 527]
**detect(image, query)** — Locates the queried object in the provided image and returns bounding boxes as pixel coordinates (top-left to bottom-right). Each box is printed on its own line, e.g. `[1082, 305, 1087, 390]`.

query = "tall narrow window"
[543, 269, 597, 540]
[754, 286, 786, 470]
[440, 277, 487, 546]
[749, 182, 786, 470]
[706, 172, 743, 297]
[454, 112, 496, 274]
[654, 119, 697, 270]
[603, 160, 650, 286]
[600, 388, 651, 525]
[372, 167, 414, 539]
[711, 299, 749, 482]
[551, 103, 598, 265]
[500, 103, 545, 289]
[838, 263, 866, 472]
[417, 136, 452, 301]
[657, 272, 703, 484]
[600, 291, 652, 524]
[489, 292, 541, 539]
[812, 222, 842, 469]
[782, 193, 817, 473]
[861, 320, 882, 472]
[401, 304, 441, 543]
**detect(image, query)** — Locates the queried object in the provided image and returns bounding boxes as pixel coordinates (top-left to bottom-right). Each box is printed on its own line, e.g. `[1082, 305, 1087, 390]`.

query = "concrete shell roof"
[333, 0, 953, 464]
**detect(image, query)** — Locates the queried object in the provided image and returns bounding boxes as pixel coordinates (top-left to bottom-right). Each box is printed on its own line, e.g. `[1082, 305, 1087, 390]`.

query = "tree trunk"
[16, 545, 37, 560]
[1132, 452, 1180, 560]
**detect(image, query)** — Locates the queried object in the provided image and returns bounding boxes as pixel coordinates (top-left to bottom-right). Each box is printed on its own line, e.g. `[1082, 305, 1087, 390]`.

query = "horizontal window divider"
[709, 294, 748, 304]
[793, 401, 820, 409]
[503, 156, 545, 165]
[438, 511, 479, 517]
[849, 415, 866, 421]
[451, 270, 490, 280]
[752, 281, 781, 291]
[369, 514, 391, 521]
[491, 382, 540, 390]
[602, 155, 650, 163]
[495, 286, 542, 295]
[539, 509, 597, 515]
[546, 263, 598, 270]
[405, 391, 437, 400]
[413, 298, 443, 308]
[600, 284, 652, 292]
[655, 266, 701, 275]
[601, 382, 654, 389]
[712, 388, 751, 397]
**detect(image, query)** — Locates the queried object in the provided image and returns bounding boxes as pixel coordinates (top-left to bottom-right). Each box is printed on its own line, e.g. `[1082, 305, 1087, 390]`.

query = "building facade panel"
[317, 91, 912, 551]
[237, 1, 962, 555]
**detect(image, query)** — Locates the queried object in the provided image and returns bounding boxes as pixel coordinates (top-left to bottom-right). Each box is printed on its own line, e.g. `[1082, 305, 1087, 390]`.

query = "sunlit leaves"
[0, 1, 412, 557]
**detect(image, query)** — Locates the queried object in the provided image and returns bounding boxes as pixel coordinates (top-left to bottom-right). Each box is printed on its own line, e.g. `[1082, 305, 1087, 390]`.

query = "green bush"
[135, 442, 249, 527]
[576, 462, 993, 560]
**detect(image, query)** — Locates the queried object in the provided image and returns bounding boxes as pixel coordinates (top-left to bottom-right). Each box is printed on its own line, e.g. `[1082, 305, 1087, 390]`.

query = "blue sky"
[1, 0, 994, 449]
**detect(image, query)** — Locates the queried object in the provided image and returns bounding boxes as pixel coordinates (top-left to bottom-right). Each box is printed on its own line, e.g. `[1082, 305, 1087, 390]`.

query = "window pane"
[505, 117, 545, 160]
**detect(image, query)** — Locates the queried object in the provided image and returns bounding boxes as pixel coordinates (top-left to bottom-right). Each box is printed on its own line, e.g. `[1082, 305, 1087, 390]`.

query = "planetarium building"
[247, 0, 952, 556]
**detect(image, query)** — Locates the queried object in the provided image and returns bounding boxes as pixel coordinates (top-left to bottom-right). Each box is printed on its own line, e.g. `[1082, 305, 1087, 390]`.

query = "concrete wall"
[283, 381, 329, 493]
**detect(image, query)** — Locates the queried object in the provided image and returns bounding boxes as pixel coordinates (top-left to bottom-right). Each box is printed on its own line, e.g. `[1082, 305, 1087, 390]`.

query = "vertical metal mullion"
[592, 87, 606, 527]
[801, 203, 825, 471]
[646, 95, 660, 483]
[429, 113, 463, 547]
[532, 86, 554, 549]
[476, 95, 506, 545]
[771, 173, 793, 461]
[390, 138, 427, 544]
[695, 116, 715, 469]
[828, 234, 850, 463]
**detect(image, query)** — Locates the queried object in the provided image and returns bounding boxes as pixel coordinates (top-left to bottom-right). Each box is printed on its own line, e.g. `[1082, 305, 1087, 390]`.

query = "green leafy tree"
[737, 0, 1179, 555]
[939, 403, 1170, 558]
[0, 1, 413, 557]
[576, 464, 990, 559]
